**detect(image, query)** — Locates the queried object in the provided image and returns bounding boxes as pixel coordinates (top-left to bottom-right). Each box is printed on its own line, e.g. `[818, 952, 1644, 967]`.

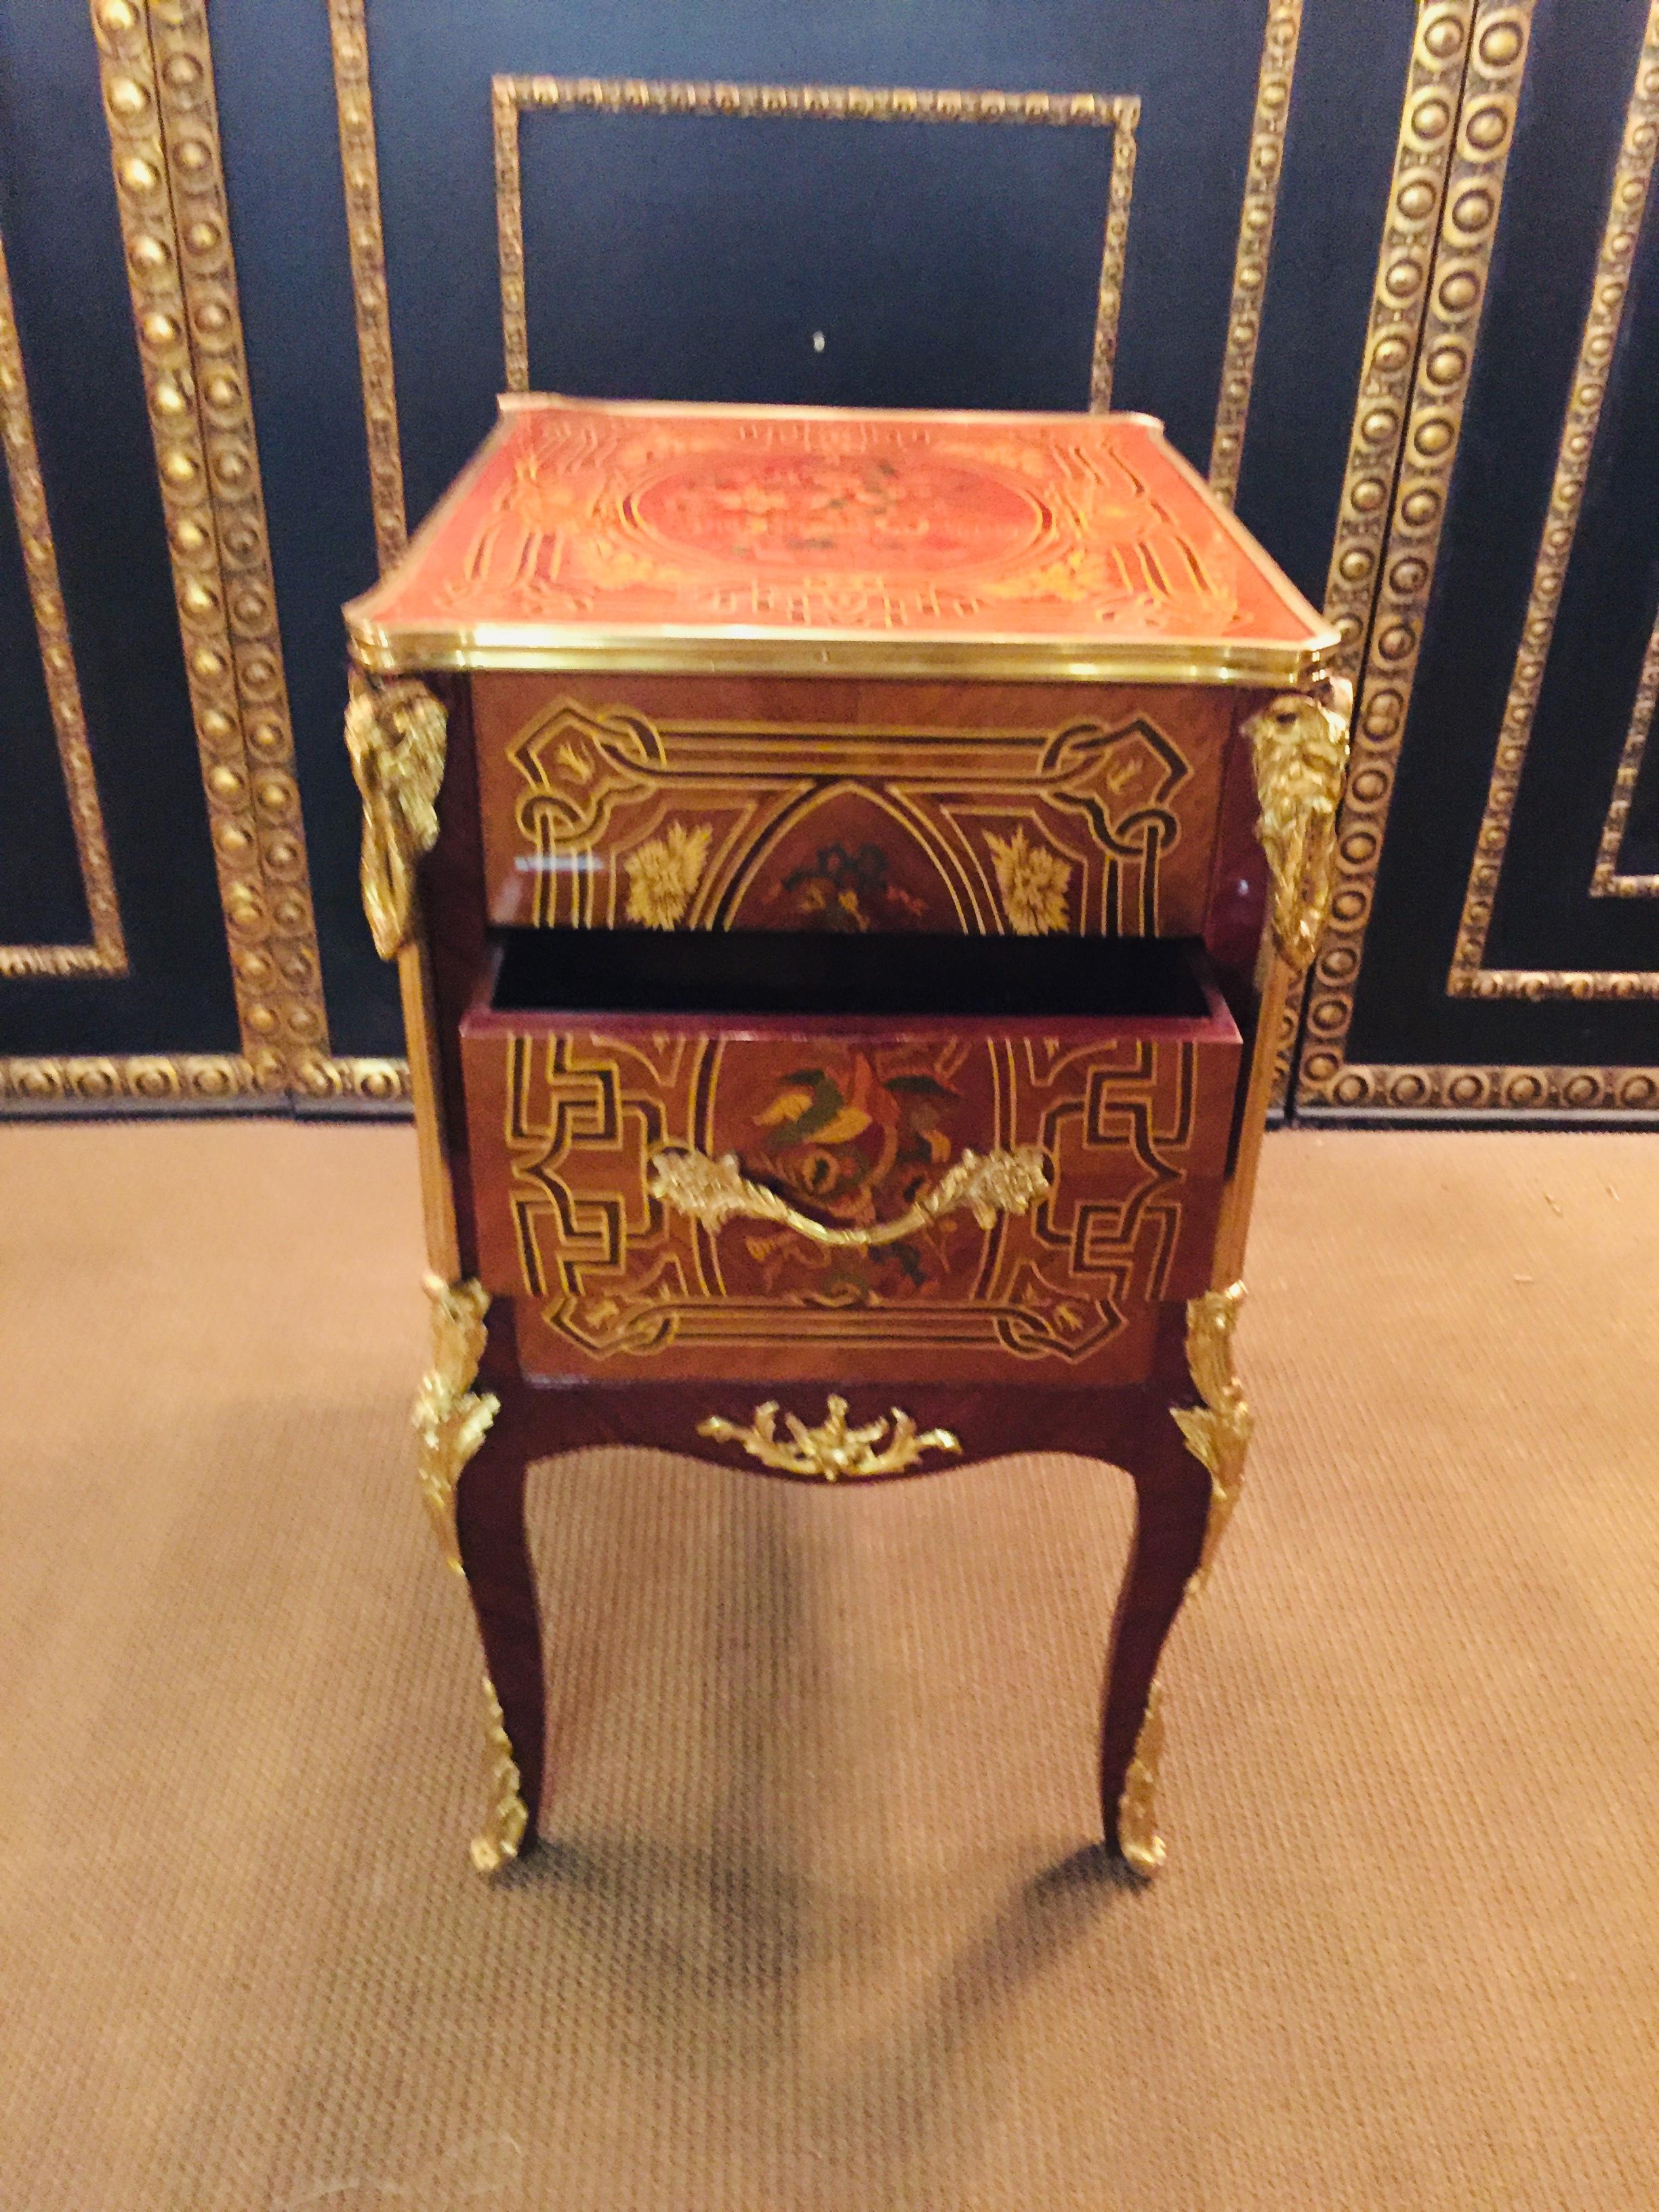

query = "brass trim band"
[346, 623, 1339, 691]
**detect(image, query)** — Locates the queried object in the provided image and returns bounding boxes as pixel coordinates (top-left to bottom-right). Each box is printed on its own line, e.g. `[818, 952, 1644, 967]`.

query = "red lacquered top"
[346, 394, 1337, 687]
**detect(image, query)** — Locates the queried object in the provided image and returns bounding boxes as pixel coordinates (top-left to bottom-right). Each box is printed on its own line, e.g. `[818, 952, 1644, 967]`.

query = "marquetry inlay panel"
[466, 1017, 1240, 1387]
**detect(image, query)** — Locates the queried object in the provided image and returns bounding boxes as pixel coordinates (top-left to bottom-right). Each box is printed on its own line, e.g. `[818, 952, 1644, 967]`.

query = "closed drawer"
[459, 932, 1240, 1386]
[472, 672, 1234, 939]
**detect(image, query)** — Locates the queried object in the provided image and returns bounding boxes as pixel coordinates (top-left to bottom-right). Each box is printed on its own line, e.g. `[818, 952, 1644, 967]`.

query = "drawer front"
[461, 1009, 1240, 1387]
[472, 674, 1232, 939]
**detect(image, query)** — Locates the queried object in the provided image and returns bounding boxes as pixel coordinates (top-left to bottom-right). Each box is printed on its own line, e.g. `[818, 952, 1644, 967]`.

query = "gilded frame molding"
[1446, 0, 1659, 1000]
[27, 0, 414, 1115]
[1207, 0, 1303, 507]
[332, 4, 1308, 558]
[91, 0, 329, 1097]
[1295, 2, 1659, 1113]
[491, 74, 1139, 410]
[1294, 0, 1555, 1116]
[0, 225, 126, 981]
[1591, 605, 1659, 899]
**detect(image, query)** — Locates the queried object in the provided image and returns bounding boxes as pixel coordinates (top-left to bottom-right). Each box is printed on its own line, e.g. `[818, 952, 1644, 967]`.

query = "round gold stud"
[1462, 102, 1509, 153]
[1478, 22, 1524, 68]
[1451, 186, 1496, 234]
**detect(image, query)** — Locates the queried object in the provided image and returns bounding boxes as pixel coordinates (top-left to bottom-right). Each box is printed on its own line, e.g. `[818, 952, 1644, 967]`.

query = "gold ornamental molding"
[1295, 0, 1536, 1113]
[327, 0, 407, 571]
[1207, 0, 1303, 506]
[1448, 0, 1659, 1001]
[91, 0, 329, 1096]
[491, 75, 1139, 407]
[1591, 604, 1659, 899]
[0, 1052, 255, 1109]
[0, 228, 126, 981]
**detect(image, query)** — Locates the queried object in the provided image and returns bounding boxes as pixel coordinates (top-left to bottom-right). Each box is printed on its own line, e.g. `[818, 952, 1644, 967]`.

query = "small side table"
[343, 395, 1347, 1877]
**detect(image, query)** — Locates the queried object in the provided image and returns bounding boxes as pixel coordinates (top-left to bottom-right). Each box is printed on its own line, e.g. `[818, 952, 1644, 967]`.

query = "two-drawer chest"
[343, 394, 1346, 1878]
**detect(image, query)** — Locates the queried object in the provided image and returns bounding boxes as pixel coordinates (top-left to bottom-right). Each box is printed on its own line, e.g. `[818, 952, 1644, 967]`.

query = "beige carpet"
[1, 1120, 1656, 2211]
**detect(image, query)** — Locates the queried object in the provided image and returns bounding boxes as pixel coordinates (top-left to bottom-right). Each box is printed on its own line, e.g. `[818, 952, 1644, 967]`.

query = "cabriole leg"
[412, 1277, 544, 1874]
[1101, 1284, 1254, 1876]
[453, 1394, 545, 1873]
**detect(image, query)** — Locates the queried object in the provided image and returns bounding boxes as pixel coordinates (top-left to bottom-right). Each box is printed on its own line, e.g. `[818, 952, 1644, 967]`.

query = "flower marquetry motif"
[623, 821, 712, 929]
[985, 825, 1071, 935]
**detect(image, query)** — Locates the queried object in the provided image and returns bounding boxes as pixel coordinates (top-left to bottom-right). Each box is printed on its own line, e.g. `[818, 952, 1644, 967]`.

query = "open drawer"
[459, 932, 1242, 1386]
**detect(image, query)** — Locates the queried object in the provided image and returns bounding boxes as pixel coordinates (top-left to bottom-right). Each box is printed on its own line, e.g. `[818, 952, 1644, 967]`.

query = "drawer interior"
[484, 928, 1218, 1025]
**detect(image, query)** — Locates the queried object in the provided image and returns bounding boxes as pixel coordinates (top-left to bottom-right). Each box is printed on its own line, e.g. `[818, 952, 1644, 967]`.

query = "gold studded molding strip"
[91, 0, 329, 1094]
[1295, 0, 1533, 1113]
[0, 226, 127, 980]
[1448, 0, 1659, 999]
[1207, 0, 1302, 507]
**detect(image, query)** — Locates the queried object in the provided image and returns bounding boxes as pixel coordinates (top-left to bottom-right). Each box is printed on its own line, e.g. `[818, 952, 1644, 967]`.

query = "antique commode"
[342, 394, 1345, 1878]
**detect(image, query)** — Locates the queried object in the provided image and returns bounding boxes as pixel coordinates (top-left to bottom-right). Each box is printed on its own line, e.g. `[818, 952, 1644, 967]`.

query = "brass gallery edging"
[1207, 0, 1303, 507]
[1295, 0, 1535, 1113]
[0, 226, 127, 979]
[348, 623, 1336, 691]
[492, 74, 1138, 411]
[1448, 0, 1659, 998]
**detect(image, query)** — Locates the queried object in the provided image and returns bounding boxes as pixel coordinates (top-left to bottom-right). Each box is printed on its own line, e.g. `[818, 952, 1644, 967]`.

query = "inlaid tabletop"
[346, 394, 1338, 685]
